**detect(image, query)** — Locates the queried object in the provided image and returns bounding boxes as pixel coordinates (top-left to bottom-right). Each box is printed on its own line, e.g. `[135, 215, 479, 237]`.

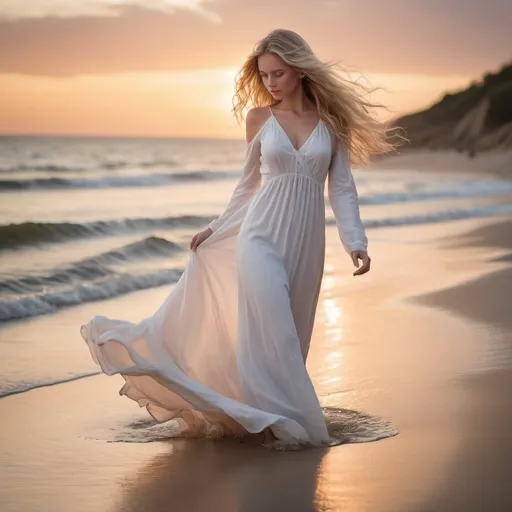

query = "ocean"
[1, 135, 512, 399]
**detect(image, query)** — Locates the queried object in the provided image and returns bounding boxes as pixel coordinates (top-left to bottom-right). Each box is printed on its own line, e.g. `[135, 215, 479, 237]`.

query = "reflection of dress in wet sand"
[81, 106, 371, 447]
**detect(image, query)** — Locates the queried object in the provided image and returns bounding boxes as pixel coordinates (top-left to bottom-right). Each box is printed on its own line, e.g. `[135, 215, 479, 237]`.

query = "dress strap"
[268, 106, 274, 117]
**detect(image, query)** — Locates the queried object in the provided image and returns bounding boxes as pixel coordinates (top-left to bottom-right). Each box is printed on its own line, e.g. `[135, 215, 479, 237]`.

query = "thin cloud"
[0, 0, 509, 77]
[0, 0, 222, 23]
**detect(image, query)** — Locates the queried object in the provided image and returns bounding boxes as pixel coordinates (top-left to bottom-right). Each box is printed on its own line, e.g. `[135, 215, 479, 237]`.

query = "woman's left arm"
[327, 144, 371, 276]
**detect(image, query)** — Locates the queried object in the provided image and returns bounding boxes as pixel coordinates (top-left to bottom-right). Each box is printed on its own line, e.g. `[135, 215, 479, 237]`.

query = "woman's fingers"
[190, 229, 212, 251]
[352, 251, 371, 276]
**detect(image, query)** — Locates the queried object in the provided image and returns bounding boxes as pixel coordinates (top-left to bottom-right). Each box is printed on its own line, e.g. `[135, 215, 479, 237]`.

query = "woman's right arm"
[207, 108, 265, 233]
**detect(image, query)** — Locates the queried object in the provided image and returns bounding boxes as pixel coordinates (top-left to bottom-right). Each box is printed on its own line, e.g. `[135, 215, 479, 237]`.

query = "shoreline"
[1, 213, 512, 510]
[410, 218, 512, 330]
[406, 218, 512, 511]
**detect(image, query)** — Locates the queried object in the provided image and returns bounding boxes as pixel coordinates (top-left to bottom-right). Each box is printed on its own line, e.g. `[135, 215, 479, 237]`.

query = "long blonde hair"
[232, 29, 400, 166]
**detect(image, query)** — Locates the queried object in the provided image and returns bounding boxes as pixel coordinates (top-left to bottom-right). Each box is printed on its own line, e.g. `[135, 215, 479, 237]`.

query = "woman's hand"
[189, 227, 213, 252]
[351, 250, 371, 276]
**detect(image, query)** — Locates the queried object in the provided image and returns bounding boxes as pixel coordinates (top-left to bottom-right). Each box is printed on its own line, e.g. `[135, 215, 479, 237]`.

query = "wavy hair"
[232, 29, 402, 166]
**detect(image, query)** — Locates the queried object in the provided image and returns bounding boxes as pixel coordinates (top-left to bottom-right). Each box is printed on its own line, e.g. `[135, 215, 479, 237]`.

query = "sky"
[0, 0, 510, 139]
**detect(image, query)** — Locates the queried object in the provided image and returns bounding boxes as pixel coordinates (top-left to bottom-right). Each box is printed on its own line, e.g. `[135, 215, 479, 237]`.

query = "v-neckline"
[270, 108, 322, 155]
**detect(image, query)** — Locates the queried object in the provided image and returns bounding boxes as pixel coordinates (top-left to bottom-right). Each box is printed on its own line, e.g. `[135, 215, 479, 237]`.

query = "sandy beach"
[1, 201, 512, 511]
[370, 149, 512, 179]
[1, 7, 510, 510]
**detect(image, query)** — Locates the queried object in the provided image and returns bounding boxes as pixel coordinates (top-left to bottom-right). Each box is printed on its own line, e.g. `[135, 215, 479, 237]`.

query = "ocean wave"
[326, 203, 512, 229]
[0, 371, 101, 398]
[0, 170, 232, 190]
[0, 163, 88, 173]
[0, 236, 183, 295]
[80, 235, 183, 265]
[0, 159, 180, 174]
[0, 268, 183, 322]
[0, 215, 211, 249]
[358, 181, 512, 205]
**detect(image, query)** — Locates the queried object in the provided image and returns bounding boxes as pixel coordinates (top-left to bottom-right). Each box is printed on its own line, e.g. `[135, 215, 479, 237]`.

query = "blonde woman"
[81, 29, 396, 449]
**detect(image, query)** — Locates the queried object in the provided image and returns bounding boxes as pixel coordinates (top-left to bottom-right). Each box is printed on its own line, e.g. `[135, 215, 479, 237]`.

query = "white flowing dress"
[81, 107, 368, 447]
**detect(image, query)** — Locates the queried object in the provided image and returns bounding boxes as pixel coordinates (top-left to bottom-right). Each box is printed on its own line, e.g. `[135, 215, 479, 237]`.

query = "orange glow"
[0, 69, 471, 138]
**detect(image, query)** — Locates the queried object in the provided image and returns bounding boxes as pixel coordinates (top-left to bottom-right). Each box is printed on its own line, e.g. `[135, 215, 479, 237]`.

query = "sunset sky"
[0, 0, 510, 139]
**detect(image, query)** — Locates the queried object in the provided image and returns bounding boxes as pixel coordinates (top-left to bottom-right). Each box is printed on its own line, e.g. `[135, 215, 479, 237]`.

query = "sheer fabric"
[81, 108, 368, 447]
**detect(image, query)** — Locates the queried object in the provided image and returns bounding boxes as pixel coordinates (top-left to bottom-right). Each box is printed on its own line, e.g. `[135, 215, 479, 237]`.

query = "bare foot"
[238, 427, 278, 446]
[262, 427, 278, 444]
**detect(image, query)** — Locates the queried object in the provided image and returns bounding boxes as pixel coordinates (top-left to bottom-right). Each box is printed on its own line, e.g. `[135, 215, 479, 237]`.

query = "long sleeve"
[327, 143, 368, 254]
[207, 133, 262, 232]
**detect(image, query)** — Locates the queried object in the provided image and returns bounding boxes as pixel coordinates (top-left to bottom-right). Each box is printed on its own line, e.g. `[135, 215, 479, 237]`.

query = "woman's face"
[257, 52, 301, 101]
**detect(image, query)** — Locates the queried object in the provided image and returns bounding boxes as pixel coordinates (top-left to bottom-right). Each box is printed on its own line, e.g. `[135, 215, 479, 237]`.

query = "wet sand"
[1, 214, 512, 511]
[409, 219, 512, 511]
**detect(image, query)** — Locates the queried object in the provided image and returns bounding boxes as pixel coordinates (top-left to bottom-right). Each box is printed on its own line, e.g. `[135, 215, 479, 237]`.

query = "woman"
[81, 29, 395, 449]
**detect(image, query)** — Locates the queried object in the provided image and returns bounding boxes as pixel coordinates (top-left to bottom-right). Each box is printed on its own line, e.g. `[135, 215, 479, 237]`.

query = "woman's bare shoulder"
[245, 106, 272, 143]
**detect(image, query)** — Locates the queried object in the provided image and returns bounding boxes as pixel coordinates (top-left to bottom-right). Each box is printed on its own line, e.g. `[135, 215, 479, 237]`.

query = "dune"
[389, 62, 512, 156]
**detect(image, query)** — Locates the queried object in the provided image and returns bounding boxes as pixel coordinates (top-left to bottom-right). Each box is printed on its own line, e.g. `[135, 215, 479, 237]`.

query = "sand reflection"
[115, 439, 328, 512]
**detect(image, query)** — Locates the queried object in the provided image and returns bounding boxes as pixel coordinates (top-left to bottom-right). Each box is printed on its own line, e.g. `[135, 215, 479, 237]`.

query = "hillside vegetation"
[392, 62, 512, 156]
